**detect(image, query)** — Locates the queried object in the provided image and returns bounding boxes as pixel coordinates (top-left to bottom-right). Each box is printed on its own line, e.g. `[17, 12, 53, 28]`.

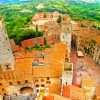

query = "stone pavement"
[70, 48, 100, 96]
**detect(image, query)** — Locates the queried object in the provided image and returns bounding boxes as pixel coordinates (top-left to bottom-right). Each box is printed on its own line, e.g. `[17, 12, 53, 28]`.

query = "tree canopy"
[10, 29, 43, 45]
[0, 0, 99, 43]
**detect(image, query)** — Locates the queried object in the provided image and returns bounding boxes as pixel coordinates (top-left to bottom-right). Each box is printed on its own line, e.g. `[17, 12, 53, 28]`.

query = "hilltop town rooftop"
[0, 43, 70, 99]
[0, 11, 100, 99]
[13, 43, 67, 77]
[2, 43, 64, 73]
[32, 43, 67, 78]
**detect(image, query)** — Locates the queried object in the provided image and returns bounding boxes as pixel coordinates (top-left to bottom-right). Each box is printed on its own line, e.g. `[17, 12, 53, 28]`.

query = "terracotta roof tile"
[32, 43, 67, 77]
[21, 40, 31, 46]
[21, 37, 44, 47]
[92, 36, 100, 46]
[9, 39, 18, 52]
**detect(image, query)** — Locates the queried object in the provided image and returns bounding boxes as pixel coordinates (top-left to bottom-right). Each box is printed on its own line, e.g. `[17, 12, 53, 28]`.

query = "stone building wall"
[0, 19, 15, 71]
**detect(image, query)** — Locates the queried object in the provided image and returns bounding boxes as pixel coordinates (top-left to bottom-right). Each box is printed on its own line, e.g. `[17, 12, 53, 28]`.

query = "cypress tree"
[44, 37, 47, 45]
[57, 15, 61, 23]
[36, 24, 38, 35]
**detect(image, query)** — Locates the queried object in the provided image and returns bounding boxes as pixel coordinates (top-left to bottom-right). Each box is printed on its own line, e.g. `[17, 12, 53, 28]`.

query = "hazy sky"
[0, 0, 99, 4]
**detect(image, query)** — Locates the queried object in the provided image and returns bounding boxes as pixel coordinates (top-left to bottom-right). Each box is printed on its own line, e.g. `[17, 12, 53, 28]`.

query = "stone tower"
[60, 14, 72, 54]
[0, 19, 15, 71]
[60, 14, 78, 54]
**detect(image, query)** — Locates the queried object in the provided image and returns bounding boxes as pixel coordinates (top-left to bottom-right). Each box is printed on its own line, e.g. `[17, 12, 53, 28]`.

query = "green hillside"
[0, 0, 100, 44]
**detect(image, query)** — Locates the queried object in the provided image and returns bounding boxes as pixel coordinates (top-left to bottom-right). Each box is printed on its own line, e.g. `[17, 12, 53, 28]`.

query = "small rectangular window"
[46, 81, 51, 84]
[2, 88, 5, 91]
[47, 77, 50, 80]
[17, 81, 21, 84]
[35, 79, 39, 82]
[25, 80, 28, 83]
[9, 82, 13, 85]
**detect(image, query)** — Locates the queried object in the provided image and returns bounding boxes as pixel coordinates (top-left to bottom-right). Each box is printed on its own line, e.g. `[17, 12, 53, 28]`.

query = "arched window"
[41, 84, 45, 87]
[35, 79, 39, 82]
[36, 84, 39, 87]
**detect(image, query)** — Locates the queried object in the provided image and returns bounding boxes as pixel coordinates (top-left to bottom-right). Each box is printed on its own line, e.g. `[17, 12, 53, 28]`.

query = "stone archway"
[20, 87, 33, 94]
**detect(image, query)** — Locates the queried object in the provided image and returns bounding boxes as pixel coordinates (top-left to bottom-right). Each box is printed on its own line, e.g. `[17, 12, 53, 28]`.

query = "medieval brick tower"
[0, 19, 15, 71]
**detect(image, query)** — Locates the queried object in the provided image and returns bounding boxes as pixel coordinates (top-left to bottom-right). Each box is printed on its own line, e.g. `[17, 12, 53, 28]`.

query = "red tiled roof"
[46, 35, 55, 44]
[35, 36, 44, 44]
[63, 85, 70, 98]
[22, 40, 31, 46]
[16, 46, 25, 52]
[43, 96, 54, 100]
[30, 38, 35, 45]
[72, 84, 81, 88]
[21, 37, 44, 47]
[21, 38, 36, 47]
[32, 43, 67, 77]
[9, 39, 18, 52]
[34, 58, 39, 62]
[46, 35, 55, 40]
[3, 70, 14, 74]
[21, 35, 56, 47]
[32, 12, 60, 21]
